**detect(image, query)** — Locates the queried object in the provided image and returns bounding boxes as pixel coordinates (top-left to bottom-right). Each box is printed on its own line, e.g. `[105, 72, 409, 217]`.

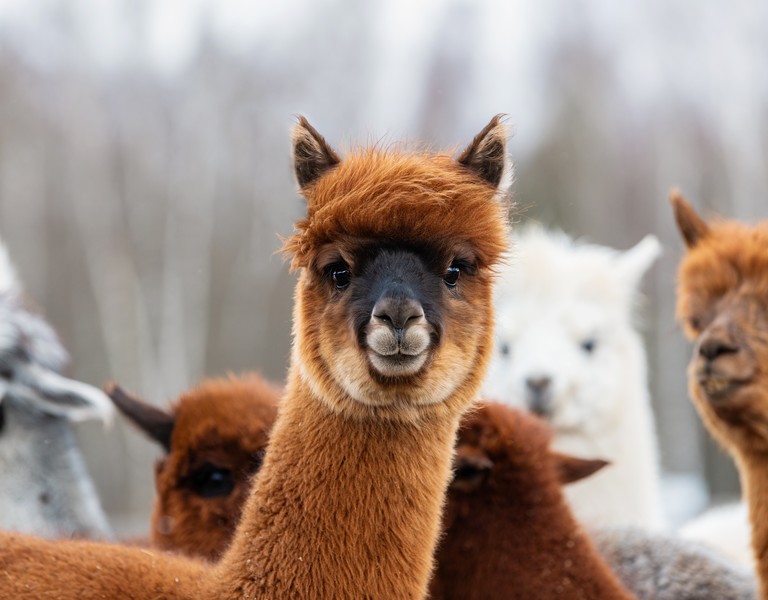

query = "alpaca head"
[107, 375, 279, 560]
[447, 402, 608, 509]
[482, 227, 660, 432]
[672, 191, 768, 457]
[283, 117, 511, 421]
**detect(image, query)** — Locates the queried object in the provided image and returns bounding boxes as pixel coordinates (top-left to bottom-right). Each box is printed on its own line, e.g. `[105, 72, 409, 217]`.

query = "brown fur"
[431, 403, 635, 600]
[122, 374, 279, 561]
[0, 116, 510, 600]
[672, 190, 768, 599]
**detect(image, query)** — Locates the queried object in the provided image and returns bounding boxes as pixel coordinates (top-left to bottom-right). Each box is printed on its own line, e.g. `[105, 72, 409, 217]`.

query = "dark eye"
[499, 342, 510, 357]
[444, 265, 460, 287]
[184, 463, 235, 498]
[581, 338, 597, 354]
[688, 316, 701, 332]
[330, 263, 351, 290]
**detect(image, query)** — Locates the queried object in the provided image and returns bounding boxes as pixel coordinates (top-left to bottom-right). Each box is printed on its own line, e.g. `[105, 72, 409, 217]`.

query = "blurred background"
[0, 0, 766, 534]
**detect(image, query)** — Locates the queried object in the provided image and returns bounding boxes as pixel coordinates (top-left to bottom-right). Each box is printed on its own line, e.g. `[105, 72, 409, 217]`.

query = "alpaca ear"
[616, 234, 661, 290]
[8, 363, 114, 426]
[552, 452, 609, 485]
[291, 116, 341, 190]
[450, 445, 494, 492]
[670, 189, 709, 248]
[105, 382, 174, 453]
[457, 114, 511, 193]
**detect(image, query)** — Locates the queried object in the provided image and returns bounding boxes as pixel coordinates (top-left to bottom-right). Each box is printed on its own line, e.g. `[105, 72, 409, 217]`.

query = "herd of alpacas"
[0, 116, 766, 598]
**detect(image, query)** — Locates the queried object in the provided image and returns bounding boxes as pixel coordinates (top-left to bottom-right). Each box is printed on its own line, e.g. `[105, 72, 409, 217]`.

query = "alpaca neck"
[738, 452, 768, 600]
[216, 374, 462, 600]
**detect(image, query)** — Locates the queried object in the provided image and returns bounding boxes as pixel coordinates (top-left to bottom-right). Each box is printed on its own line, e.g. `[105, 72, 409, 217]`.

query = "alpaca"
[593, 527, 757, 600]
[0, 240, 114, 541]
[0, 115, 511, 600]
[672, 190, 768, 599]
[106, 373, 280, 560]
[432, 401, 635, 600]
[482, 226, 664, 529]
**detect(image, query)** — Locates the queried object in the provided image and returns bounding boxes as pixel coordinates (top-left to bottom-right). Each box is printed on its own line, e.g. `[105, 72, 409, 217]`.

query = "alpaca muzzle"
[366, 293, 432, 377]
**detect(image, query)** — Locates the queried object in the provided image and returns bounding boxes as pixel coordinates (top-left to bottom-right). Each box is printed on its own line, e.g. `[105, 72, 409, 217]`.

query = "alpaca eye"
[499, 342, 511, 357]
[688, 316, 701, 332]
[581, 338, 597, 354]
[444, 265, 460, 287]
[330, 264, 351, 290]
[185, 463, 235, 499]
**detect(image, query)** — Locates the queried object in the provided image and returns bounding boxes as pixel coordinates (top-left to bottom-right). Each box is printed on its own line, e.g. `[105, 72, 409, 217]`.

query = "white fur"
[680, 502, 754, 567]
[0, 238, 114, 539]
[482, 227, 663, 529]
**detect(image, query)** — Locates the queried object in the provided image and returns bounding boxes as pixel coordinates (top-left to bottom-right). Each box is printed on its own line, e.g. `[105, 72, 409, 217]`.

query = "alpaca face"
[285, 117, 511, 419]
[673, 193, 768, 454]
[482, 229, 659, 433]
[107, 376, 279, 561]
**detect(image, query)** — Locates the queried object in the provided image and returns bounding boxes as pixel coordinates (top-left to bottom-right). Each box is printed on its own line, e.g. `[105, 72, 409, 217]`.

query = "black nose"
[526, 376, 552, 394]
[525, 376, 553, 417]
[698, 336, 739, 362]
[372, 296, 425, 332]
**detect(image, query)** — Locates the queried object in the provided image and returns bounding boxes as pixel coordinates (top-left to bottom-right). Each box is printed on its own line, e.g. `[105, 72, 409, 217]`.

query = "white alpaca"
[0, 241, 114, 540]
[482, 226, 663, 529]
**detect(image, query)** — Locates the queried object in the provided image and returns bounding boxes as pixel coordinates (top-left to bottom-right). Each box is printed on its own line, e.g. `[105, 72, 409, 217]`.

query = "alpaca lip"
[367, 350, 428, 378]
[696, 374, 750, 399]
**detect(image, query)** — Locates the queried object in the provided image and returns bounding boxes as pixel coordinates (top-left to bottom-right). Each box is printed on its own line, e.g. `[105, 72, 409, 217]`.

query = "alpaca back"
[482, 226, 662, 529]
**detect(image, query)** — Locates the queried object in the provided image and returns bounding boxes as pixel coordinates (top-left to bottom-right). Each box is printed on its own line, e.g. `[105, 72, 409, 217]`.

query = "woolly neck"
[214, 376, 463, 600]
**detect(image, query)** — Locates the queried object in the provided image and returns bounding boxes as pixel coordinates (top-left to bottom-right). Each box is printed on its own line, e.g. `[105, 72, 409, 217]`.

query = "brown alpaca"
[672, 190, 768, 600]
[106, 374, 280, 561]
[0, 115, 511, 600]
[431, 402, 634, 600]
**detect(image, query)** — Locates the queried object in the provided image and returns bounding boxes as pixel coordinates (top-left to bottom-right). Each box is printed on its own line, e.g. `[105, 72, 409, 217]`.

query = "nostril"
[698, 337, 739, 361]
[526, 376, 552, 393]
[372, 297, 424, 331]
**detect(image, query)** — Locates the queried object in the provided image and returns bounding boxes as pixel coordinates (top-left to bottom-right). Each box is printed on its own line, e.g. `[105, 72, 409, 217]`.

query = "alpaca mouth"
[696, 375, 752, 400]
[367, 350, 429, 378]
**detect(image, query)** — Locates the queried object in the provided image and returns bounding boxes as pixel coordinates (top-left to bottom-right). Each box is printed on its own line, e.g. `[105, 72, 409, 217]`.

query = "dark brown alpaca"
[0, 115, 511, 599]
[672, 190, 768, 600]
[107, 374, 280, 561]
[432, 402, 634, 600]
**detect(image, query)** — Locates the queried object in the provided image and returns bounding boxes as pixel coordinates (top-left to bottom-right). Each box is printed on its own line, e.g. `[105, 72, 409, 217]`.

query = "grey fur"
[0, 242, 114, 540]
[594, 527, 757, 600]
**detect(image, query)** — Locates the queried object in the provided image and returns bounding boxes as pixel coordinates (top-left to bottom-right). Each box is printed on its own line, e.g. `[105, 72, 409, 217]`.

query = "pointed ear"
[552, 451, 609, 485]
[450, 444, 494, 492]
[291, 116, 341, 190]
[10, 363, 114, 426]
[457, 114, 511, 192]
[105, 382, 174, 453]
[670, 189, 709, 248]
[616, 234, 662, 290]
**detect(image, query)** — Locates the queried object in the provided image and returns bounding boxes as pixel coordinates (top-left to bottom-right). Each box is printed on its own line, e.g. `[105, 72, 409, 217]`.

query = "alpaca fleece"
[432, 402, 635, 600]
[109, 374, 280, 561]
[672, 190, 768, 599]
[482, 226, 663, 529]
[0, 115, 510, 600]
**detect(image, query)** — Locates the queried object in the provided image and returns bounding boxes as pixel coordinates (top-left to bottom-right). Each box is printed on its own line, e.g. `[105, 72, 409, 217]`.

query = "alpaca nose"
[525, 376, 553, 417]
[371, 296, 425, 334]
[698, 333, 739, 362]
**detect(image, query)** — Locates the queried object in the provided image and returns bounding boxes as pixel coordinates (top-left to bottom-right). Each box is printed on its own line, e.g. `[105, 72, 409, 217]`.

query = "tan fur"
[672, 190, 768, 599]
[0, 117, 510, 600]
